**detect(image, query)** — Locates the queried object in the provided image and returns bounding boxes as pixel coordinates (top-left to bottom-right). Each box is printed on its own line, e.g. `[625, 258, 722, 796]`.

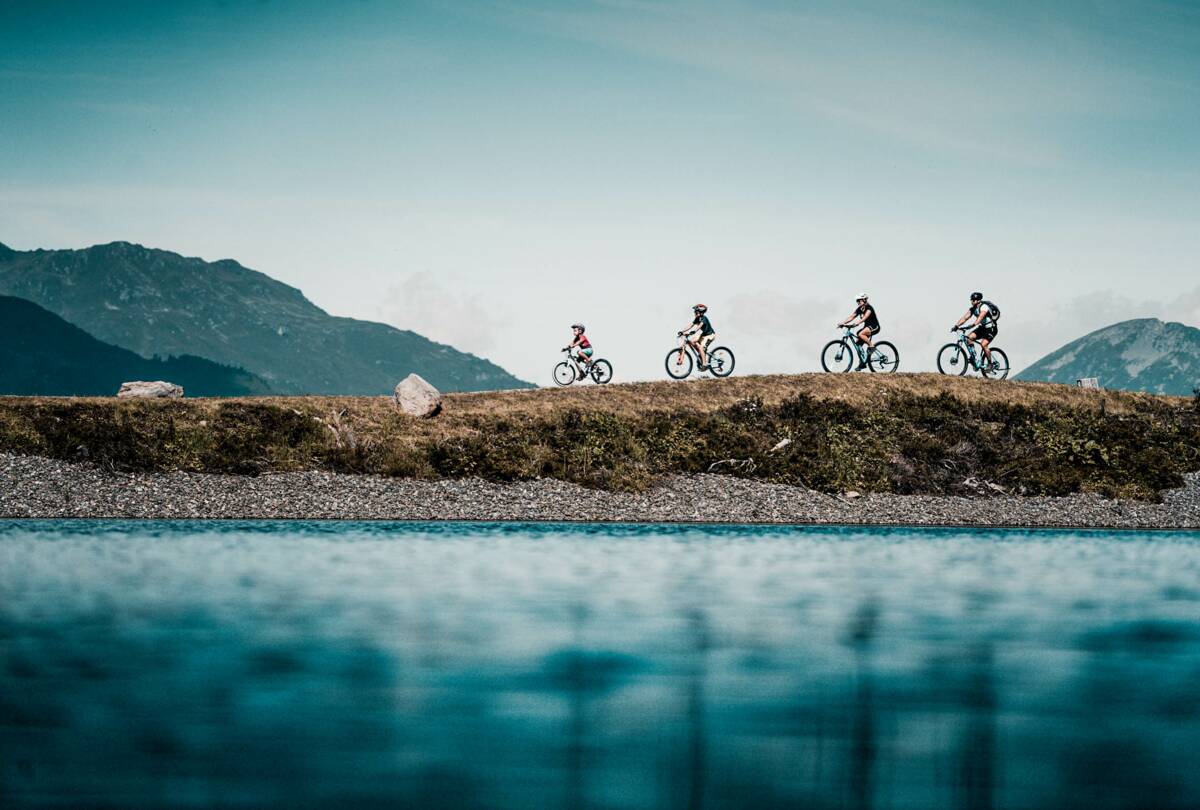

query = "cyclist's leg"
[699, 334, 713, 366]
[979, 335, 992, 363]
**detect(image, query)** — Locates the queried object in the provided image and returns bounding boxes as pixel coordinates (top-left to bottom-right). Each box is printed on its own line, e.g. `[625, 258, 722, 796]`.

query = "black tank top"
[857, 304, 880, 330]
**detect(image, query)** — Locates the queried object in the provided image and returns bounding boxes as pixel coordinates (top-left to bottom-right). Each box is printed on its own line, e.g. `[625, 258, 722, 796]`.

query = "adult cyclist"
[953, 292, 999, 369]
[677, 304, 716, 370]
[838, 293, 880, 370]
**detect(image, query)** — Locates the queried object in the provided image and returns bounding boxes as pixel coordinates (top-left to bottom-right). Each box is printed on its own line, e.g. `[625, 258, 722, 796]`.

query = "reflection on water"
[1, 520, 1198, 809]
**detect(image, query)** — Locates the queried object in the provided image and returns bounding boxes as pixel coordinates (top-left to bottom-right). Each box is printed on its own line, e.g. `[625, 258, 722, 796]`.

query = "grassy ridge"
[1, 373, 1197, 500]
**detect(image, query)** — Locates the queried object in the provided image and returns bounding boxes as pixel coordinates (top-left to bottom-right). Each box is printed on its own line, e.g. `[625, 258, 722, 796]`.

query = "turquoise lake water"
[1, 520, 1198, 809]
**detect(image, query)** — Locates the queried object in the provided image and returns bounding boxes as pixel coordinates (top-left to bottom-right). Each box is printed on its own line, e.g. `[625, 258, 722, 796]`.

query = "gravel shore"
[2, 453, 1198, 528]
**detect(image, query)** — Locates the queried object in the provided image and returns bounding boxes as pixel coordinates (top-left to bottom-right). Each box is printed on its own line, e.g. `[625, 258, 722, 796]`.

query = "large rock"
[117, 380, 184, 399]
[393, 374, 441, 417]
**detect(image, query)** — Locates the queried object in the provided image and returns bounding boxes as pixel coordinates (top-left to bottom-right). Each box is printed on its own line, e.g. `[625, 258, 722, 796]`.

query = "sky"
[2, 0, 1198, 384]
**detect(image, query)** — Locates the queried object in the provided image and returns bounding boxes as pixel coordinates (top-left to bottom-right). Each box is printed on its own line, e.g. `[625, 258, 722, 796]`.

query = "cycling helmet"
[571, 323, 585, 331]
[970, 292, 983, 302]
[856, 292, 869, 301]
[693, 304, 708, 313]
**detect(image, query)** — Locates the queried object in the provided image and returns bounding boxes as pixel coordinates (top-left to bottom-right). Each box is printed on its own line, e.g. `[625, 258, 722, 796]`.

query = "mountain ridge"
[0, 295, 271, 396]
[1016, 318, 1200, 395]
[0, 241, 531, 394]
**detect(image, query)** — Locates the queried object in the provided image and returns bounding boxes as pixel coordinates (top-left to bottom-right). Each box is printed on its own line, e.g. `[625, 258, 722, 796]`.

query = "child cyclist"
[677, 304, 716, 369]
[564, 323, 594, 380]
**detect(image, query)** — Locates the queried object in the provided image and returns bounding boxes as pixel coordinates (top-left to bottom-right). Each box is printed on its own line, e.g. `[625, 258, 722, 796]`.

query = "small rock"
[770, 438, 792, 453]
[393, 374, 442, 417]
[117, 381, 183, 399]
[844, 490, 862, 499]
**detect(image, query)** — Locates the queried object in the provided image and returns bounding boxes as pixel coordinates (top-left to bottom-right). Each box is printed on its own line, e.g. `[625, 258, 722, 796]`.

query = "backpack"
[981, 300, 1000, 321]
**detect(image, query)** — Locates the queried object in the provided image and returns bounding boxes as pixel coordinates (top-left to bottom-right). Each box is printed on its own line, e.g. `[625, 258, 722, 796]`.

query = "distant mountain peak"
[0, 241, 532, 393]
[1017, 318, 1200, 395]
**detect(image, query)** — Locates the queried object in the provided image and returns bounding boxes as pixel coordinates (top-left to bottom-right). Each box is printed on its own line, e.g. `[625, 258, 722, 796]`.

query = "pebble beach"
[3, 453, 1198, 529]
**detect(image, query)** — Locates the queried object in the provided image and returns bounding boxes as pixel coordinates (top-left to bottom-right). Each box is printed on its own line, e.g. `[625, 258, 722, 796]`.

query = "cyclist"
[677, 304, 716, 370]
[953, 292, 999, 369]
[837, 293, 880, 370]
[564, 323, 594, 380]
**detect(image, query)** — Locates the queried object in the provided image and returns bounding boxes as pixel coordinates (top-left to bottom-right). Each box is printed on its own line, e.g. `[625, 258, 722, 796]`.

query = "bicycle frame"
[839, 327, 873, 364]
[563, 348, 590, 373]
[676, 334, 704, 364]
[956, 330, 985, 370]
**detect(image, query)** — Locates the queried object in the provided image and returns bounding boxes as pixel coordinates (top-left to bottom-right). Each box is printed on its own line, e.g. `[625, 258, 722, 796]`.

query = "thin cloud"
[477, 0, 1196, 165]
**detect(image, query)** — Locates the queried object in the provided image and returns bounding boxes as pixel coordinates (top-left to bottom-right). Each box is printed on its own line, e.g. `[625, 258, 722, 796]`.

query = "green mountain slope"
[0, 241, 531, 394]
[1016, 318, 1200, 395]
[0, 295, 271, 396]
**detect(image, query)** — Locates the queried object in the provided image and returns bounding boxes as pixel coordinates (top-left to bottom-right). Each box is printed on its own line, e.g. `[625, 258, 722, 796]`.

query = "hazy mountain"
[1016, 318, 1200, 396]
[0, 241, 530, 394]
[0, 295, 271, 396]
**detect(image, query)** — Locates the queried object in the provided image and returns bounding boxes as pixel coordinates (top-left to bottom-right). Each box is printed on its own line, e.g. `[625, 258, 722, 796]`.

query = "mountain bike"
[665, 334, 735, 379]
[553, 348, 613, 386]
[820, 327, 900, 373]
[937, 327, 1010, 379]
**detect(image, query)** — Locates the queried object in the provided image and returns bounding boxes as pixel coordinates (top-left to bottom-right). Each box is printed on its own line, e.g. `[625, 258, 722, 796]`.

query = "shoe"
[576, 370, 587, 380]
[855, 362, 867, 371]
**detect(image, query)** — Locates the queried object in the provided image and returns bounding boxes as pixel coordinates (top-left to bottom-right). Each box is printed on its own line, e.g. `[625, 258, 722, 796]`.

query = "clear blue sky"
[2, 0, 1198, 382]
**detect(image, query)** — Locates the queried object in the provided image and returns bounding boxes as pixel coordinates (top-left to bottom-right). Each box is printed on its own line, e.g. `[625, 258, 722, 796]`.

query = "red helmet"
[693, 304, 708, 313]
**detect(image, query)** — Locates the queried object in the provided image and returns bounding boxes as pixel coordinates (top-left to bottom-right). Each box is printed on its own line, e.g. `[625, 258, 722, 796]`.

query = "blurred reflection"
[685, 608, 711, 810]
[846, 599, 880, 810]
[0, 521, 1198, 809]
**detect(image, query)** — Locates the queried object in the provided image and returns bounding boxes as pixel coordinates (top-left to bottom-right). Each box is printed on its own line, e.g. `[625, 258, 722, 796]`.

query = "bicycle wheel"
[665, 348, 693, 379]
[707, 347, 735, 377]
[590, 359, 613, 384]
[937, 344, 967, 376]
[982, 348, 1010, 380]
[868, 341, 899, 373]
[821, 339, 854, 373]
[553, 361, 575, 386]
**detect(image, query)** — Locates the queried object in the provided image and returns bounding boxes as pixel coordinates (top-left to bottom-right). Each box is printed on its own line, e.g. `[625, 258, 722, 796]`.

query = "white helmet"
[856, 292, 869, 301]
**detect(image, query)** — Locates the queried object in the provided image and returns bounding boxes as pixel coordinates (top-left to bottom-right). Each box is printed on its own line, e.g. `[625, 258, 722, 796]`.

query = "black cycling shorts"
[971, 325, 997, 342]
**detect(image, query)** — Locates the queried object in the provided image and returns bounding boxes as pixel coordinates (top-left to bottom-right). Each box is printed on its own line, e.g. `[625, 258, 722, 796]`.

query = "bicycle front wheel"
[936, 344, 967, 376]
[821, 339, 853, 373]
[553, 361, 575, 386]
[868, 341, 899, 373]
[982, 348, 1010, 380]
[707, 347, 735, 377]
[665, 348, 693, 379]
[590, 359, 613, 384]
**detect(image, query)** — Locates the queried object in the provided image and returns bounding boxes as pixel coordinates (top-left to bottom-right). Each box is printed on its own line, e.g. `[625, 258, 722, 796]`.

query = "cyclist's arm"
[840, 310, 861, 327]
[954, 309, 973, 328]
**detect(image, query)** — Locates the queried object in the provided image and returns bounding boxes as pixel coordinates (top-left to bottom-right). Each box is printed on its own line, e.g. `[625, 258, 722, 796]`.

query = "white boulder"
[117, 381, 184, 399]
[393, 374, 442, 417]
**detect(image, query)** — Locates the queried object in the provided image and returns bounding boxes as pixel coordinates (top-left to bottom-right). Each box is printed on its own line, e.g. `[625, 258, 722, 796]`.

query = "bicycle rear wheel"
[665, 348, 693, 379]
[868, 341, 899, 373]
[982, 348, 1010, 380]
[590, 359, 613, 384]
[707, 347, 735, 377]
[936, 344, 967, 376]
[821, 339, 853, 373]
[553, 361, 575, 386]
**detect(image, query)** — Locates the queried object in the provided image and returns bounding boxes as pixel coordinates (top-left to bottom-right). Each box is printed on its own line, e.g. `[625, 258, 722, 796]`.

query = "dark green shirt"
[693, 314, 715, 336]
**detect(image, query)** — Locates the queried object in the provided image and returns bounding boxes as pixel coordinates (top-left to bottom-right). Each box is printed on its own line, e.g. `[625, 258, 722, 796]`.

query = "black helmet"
[970, 292, 983, 302]
[571, 323, 585, 331]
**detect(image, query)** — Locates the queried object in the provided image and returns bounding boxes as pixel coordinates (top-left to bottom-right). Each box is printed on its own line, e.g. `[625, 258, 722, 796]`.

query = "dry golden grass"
[2, 373, 1193, 498]
[3, 372, 1184, 446]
